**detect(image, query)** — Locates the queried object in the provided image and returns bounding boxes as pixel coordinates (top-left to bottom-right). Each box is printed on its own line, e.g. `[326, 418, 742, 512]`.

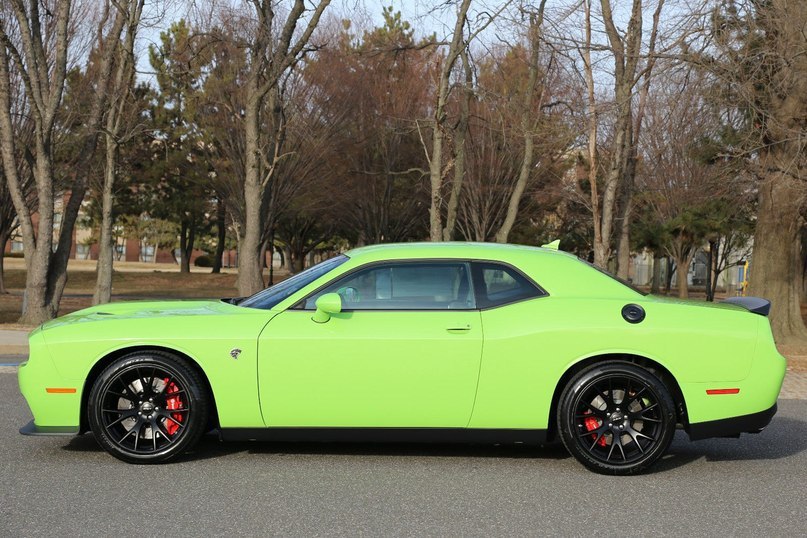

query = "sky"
[134, 0, 505, 83]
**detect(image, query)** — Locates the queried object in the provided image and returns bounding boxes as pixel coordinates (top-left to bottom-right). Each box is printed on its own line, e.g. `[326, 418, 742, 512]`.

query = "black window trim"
[291, 258, 548, 312]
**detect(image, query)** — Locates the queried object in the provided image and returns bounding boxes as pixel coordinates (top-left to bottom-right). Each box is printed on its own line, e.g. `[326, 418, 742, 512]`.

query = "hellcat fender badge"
[230, 348, 242, 360]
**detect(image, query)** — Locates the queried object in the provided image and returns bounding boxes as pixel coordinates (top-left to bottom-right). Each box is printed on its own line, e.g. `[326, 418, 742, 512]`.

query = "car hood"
[40, 299, 236, 330]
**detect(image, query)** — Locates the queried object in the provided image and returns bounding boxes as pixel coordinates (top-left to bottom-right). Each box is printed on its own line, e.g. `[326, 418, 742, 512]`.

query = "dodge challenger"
[18, 242, 786, 474]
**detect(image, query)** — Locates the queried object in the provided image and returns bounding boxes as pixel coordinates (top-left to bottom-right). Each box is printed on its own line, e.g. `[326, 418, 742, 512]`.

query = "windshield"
[237, 254, 349, 309]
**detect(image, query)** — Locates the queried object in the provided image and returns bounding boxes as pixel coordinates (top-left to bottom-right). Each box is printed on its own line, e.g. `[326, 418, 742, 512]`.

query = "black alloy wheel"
[88, 351, 209, 463]
[557, 361, 676, 475]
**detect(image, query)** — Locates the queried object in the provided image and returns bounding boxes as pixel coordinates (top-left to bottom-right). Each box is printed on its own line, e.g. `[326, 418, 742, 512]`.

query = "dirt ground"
[0, 258, 805, 371]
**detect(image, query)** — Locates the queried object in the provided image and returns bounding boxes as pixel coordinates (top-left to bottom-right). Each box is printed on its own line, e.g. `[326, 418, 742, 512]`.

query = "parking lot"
[2, 371, 806, 536]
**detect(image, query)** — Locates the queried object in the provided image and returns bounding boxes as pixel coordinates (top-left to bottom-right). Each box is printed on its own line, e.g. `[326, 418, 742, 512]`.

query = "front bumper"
[687, 403, 777, 441]
[19, 419, 79, 436]
[18, 329, 83, 431]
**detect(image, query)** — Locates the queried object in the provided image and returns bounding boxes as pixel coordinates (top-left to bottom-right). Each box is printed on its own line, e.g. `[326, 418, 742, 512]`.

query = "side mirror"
[312, 292, 342, 323]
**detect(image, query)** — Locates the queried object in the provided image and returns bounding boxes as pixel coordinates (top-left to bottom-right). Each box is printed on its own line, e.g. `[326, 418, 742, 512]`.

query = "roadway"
[2, 371, 805, 536]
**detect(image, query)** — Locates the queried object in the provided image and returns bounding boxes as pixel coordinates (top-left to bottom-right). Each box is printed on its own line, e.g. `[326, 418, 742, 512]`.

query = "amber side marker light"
[706, 388, 740, 395]
[45, 388, 77, 394]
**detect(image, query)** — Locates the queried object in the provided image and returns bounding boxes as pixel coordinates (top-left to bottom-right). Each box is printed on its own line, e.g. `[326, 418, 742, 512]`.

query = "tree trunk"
[443, 47, 472, 242]
[236, 101, 266, 295]
[616, 133, 636, 279]
[675, 256, 691, 299]
[179, 220, 195, 274]
[267, 227, 275, 286]
[616, 200, 632, 280]
[212, 197, 226, 274]
[582, 1, 603, 267]
[0, 229, 10, 294]
[428, 0, 471, 241]
[93, 138, 117, 305]
[675, 260, 689, 299]
[747, 170, 807, 344]
[705, 239, 715, 302]
[259, 238, 269, 271]
[650, 253, 662, 294]
[665, 257, 675, 294]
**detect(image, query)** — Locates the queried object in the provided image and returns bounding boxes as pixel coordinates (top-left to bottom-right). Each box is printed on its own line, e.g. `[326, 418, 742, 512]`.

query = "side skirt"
[219, 427, 548, 445]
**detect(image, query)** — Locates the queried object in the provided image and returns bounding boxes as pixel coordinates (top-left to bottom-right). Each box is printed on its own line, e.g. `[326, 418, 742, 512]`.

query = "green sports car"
[18, 242, 786, 474]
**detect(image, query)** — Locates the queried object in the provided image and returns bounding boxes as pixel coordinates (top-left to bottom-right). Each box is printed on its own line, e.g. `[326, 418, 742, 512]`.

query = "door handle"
[446, 324, 471, 332]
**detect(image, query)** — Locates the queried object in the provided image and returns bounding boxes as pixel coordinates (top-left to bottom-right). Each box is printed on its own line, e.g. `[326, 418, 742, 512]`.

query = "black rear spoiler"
[722, 296, 771, 316]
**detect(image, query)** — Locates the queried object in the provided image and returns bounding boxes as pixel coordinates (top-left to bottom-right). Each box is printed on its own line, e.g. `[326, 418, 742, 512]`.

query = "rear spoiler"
[722, 296, 771, 316]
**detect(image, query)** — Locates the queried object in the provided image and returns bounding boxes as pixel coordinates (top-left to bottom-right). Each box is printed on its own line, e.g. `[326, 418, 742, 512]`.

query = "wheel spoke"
[119, 377, 134, 395]
[117, 423, 138, 444]
[107, 391, 136, 403]
[576, 405, 605, 419]
[147, 368, 157, 393]
[607, 378, 614, 405]
[594, 384, 611, 407]
[626, 430, 645, 454]
[154, 421, 176, 443]
[639, 403, 659, 415]
[589, 431, 604, 452]
[616, 436, 627, 460]
[105, 409, 138, 428]
[138, 367, 151, 396]
[606, 437, 617, 461]
[637, 416, 662, 423]
[159, 412, 185, 427]
[133, 421, 144, 452]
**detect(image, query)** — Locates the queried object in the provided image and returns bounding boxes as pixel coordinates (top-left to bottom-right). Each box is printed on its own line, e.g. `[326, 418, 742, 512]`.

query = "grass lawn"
[0, 257, 288, 326]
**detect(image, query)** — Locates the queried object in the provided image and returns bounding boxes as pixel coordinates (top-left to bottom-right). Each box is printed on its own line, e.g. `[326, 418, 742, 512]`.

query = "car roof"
[344, 242, 577, 263]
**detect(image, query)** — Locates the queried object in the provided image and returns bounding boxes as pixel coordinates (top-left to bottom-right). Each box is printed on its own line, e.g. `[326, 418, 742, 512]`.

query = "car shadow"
[182, 435, 573, 463]
[647, 415, 807, 474]
[61, 415, 807, 471]
[61, 431, 570, 461]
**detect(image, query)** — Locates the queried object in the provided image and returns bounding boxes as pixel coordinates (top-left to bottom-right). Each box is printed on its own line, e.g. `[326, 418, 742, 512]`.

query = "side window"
[472, 262, 544, 309]
[303, 262, 475, 310]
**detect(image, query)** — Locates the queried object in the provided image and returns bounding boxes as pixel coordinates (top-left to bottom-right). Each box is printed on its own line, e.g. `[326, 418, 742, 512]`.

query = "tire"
[87, 350, 209, 463]
[557, 361, 676, 475]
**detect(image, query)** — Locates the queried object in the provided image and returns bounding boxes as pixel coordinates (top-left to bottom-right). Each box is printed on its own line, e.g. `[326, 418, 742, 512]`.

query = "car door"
[258, 261, 482, 428]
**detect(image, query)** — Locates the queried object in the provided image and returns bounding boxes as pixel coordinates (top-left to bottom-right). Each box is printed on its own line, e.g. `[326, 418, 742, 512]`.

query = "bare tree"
[579, 0, 664, 269]
[0, 0, 129, 323]
[426, 0, 507, 241]
[93, 0, 145, 305]
[427, 0, 472, 241]
[494, 1, 548, 243]
[235, 0, 331, 296]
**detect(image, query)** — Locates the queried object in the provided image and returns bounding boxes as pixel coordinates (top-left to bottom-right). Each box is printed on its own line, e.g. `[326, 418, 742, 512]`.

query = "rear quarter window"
[472, 262, 546, 308]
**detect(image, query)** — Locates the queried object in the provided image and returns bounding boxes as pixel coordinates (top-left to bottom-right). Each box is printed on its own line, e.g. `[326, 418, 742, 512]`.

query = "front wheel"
[87, 351, 209, 463]
[557, 361, 676, 475]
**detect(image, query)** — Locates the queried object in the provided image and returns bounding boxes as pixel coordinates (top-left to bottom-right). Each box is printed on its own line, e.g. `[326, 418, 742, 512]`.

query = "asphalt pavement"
[2, 371, 806, 537]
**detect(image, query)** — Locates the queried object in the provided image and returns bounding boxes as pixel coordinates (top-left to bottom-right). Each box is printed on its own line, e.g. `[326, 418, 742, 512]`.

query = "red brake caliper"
[164, 378, 183, 435]
[583, 411, 607, 447]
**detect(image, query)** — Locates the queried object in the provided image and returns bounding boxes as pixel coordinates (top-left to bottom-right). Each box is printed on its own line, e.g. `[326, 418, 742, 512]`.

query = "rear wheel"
[87, 351, 209, 463]
[557, 361, 676, 475]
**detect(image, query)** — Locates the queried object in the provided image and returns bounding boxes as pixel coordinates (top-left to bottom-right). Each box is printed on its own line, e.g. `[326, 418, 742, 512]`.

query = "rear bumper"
[687, 403, 777, 441]
[19, 419, 79, 436]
